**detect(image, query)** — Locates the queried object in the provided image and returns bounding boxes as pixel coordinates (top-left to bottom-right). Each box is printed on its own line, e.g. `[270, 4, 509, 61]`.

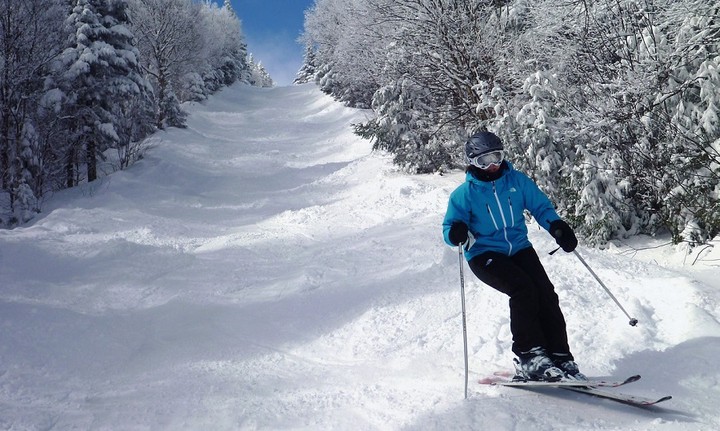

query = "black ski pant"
[468, 246, 572, 359]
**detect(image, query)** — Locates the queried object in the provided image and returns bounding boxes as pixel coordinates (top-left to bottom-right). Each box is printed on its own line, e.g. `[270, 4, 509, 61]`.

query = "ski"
[479, 373, 672, 407]
[562, 386, 672, 407]
[479, 374, 640, 388]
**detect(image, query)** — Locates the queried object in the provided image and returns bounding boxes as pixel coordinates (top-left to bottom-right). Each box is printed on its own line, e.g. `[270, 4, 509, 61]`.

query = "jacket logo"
[509, 187, 517, 192]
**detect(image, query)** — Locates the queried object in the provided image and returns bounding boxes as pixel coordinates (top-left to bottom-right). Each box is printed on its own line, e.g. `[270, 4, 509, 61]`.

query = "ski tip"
[637, 395, 673, 406]
[626, 374, 641, 383]
[651, 395, 673, 405]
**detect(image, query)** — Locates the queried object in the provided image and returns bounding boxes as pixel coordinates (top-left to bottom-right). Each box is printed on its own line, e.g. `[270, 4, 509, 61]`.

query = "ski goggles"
[468, 150, 504, 169]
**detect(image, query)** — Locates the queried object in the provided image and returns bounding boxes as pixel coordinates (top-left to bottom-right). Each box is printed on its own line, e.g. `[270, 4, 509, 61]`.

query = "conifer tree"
[247, 54, 274, 88]
[294, 45, 317, 85]
[62, 0, 151, 183]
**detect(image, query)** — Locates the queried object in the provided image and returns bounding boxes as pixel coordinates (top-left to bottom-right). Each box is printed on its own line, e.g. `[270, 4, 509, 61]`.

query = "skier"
[442, 131, 585, 381]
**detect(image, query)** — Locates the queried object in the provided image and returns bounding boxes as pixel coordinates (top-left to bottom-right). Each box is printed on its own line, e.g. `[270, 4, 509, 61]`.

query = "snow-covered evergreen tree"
[512, 71, 570, 196]
[247, 54, 274, 88]
[559, 0, 720, 244]
[13, 122, 42, 222]
[656, 0, 720, 243]
[294, 45, 317, 85]
[61, 0, 152, 183]
[356, 78, 446, 172]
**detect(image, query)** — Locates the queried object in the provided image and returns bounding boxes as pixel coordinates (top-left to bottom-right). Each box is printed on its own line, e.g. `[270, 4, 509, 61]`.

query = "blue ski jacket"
[443, 162, 561, 261]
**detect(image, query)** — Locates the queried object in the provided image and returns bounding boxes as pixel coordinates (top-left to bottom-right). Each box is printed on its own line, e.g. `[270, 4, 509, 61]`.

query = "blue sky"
[218, 0, 316, 86]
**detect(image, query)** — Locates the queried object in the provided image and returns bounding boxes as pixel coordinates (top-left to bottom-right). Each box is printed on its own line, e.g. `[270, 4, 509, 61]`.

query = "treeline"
[0, 0, 272, 226]
[299, 0, 720, 246]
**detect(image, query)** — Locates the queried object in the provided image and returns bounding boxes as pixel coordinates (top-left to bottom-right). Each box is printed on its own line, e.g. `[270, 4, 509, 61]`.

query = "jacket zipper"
[486, 204, 498, 229]
[492, 182, 513, 255]
[508, 196, 515, 226]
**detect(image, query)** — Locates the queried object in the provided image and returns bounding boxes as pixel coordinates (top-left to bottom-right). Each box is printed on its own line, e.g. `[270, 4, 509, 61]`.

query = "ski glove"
[549, 219, 578, 252]
[448, 221, 469, 246]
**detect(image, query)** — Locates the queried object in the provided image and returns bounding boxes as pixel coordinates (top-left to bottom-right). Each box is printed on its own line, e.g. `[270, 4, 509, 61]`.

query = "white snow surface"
[2, 83, 720, 430]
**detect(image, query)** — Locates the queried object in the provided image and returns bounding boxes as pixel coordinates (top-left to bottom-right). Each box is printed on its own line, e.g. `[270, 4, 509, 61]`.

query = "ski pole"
[458, 243, 469, 399]
[572, 250, 639, 327]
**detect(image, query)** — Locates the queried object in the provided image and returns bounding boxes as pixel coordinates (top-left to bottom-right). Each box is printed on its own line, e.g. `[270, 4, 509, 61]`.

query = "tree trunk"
[87, 139, 97, 182]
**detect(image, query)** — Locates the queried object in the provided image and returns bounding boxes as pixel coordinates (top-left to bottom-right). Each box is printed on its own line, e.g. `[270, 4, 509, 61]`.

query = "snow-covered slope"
[1, 83, 719, 430]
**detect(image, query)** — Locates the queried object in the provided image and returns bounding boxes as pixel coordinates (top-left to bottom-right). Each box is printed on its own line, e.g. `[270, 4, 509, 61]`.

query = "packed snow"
[1, 83, 719, 430]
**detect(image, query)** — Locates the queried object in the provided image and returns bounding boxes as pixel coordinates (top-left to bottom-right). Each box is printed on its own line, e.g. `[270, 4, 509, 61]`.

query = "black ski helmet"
[465, 131, 503, 159]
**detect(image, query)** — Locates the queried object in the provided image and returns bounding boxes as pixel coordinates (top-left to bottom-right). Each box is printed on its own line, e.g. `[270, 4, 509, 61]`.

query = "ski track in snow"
[1, 83, 719, 430]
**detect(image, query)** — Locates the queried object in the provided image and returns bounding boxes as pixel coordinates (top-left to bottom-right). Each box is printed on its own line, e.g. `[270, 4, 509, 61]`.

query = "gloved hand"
[549, 219, 578, 252]
[449, 221, 469, 245]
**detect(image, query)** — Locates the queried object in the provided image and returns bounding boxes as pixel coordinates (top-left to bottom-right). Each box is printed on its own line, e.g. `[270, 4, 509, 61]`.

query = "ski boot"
[551, 352, 587, 381]
[512, 347, 565, 381]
